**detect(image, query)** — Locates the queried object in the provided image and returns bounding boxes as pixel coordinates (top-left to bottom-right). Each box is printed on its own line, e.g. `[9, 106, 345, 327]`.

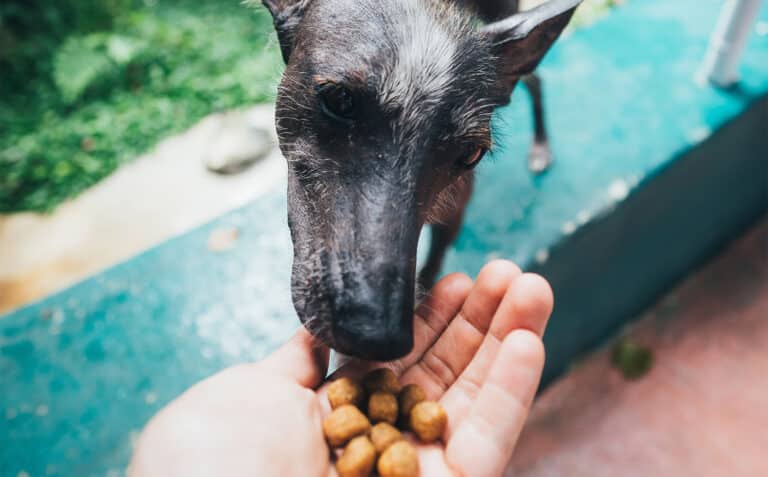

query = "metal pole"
[699, 0, 763, 87]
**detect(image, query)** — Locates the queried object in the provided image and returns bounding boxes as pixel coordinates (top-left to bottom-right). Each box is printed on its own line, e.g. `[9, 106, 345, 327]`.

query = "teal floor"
[2, 1, 767, 476]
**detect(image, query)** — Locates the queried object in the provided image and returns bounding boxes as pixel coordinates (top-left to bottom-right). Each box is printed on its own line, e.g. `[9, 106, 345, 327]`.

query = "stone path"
[0, 105, 284, 314]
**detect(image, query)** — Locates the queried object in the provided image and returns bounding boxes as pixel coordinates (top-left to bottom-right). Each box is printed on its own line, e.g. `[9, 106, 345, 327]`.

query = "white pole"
[700, 0, 763, 87]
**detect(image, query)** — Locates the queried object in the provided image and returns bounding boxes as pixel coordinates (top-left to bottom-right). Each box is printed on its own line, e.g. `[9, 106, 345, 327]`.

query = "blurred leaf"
[52, 35, 113, 103]
[106, 34, 142, 65]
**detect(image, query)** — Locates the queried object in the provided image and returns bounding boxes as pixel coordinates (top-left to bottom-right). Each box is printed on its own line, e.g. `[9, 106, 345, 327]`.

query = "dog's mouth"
[297, 312, 415, 361]
[291, 254, 418, 361]
[294, 289, 416, 361]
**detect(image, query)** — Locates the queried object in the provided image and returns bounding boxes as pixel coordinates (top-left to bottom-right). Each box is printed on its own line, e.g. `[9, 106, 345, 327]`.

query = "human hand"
[129, 261, 553, 477]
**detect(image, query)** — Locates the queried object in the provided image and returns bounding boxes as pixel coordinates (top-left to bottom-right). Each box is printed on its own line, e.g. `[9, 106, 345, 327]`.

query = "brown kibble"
[368, 392, 398, 425]
[328, 377, 365, 409]
[377, 441, 419, 477]
[362, 368, 402, 394]
[409, 401, 447, 443]
[336, 435, 376, 477]
[323, 404, 371, 448]
[398, 384, 426, 421]
[370, 422, 402, 454]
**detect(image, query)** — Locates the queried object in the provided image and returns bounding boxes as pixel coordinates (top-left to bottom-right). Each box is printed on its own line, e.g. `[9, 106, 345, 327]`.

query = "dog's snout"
[328, 268, 414, 361]
[333, 308, 413, 361]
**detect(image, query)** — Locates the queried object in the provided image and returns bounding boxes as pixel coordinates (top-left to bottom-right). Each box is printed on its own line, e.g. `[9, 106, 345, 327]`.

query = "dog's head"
[264, 0, 579, 360]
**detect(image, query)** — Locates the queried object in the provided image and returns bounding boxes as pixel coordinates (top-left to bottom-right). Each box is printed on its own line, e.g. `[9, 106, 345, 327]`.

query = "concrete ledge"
[532, 96, 767, 384]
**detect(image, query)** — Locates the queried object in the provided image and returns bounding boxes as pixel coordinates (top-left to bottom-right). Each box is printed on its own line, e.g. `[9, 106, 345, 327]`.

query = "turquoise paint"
[2, 1, 767, 475]
[2, 194, 297, 476]
[449, 0, 768, 276]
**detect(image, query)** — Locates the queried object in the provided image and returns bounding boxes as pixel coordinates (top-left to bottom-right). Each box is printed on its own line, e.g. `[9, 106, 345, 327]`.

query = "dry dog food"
[362, 368, 402, 394]
[337, 435, 377, 477]
[323, 369, 448, 477]
[323, 404, 371, 448]
[377, 441, 420, 477]
[409, 401, 447, 443]
[328, 377, 365, 409]
[370, 422, 402, 454]
[368, 392, 398, 425]
[397, 384, 425, 421]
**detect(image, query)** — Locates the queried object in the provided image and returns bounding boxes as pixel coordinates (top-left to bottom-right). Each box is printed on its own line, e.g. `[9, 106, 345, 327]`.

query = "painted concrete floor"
[507, 218, 768, 476]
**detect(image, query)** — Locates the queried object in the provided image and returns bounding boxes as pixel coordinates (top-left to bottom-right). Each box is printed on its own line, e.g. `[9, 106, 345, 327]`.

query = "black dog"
[262, 0, 581, 360]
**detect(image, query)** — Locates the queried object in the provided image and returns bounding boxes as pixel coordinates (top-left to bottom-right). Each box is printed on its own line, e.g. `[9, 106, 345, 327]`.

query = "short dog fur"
[263, 0, 581, 359]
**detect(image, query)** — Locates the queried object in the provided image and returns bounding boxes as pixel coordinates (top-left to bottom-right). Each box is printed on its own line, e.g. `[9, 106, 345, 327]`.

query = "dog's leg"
[419, 223, 460, 291]
[418, 176, 474, 289]
[522, 72, 553, 174]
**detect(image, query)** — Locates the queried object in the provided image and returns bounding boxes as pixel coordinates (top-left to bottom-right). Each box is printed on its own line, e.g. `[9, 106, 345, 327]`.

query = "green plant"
[0, 0, 137, 94]
[0, 0, 282, 213]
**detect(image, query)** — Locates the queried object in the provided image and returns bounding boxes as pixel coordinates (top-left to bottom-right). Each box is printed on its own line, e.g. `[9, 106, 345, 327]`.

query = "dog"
[262, 0, 581, 360]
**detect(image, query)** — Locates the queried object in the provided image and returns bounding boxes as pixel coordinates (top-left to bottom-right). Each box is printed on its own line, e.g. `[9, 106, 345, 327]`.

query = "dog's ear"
[482, 0, 581, 95]
[262, 0, 311, 63]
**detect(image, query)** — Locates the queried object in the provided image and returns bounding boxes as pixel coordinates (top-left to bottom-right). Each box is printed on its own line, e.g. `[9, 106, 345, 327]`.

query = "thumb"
[260, 328, 330, 389]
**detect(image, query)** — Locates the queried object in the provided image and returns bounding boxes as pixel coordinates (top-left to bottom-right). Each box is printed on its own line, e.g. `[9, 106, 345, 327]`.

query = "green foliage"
[53, 34, 116, 103]
[106, 34, 143, 65]
[0, 0, 282, 213]
[0, 0, 137, 92]
[51, 32, 149, 103]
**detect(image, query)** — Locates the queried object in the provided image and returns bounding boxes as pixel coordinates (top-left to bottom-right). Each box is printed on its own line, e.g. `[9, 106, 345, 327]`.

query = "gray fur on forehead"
[296, 0, 495, 140]
[375, 0, 477, 105]
[299, 0, 488, 83]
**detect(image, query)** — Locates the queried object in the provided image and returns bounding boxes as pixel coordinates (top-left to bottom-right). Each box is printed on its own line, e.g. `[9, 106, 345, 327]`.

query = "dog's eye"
[462, 147, 486, 170]
[318, 84, 355, 122]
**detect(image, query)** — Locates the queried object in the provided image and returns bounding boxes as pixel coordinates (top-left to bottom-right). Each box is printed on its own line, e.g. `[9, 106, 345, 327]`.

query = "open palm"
[130, 261, 553, 477]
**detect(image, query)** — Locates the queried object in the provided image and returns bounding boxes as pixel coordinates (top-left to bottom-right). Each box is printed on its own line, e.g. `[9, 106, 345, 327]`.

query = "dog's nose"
[333, 309, 413, 361]
[324, 260, 415, 361]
